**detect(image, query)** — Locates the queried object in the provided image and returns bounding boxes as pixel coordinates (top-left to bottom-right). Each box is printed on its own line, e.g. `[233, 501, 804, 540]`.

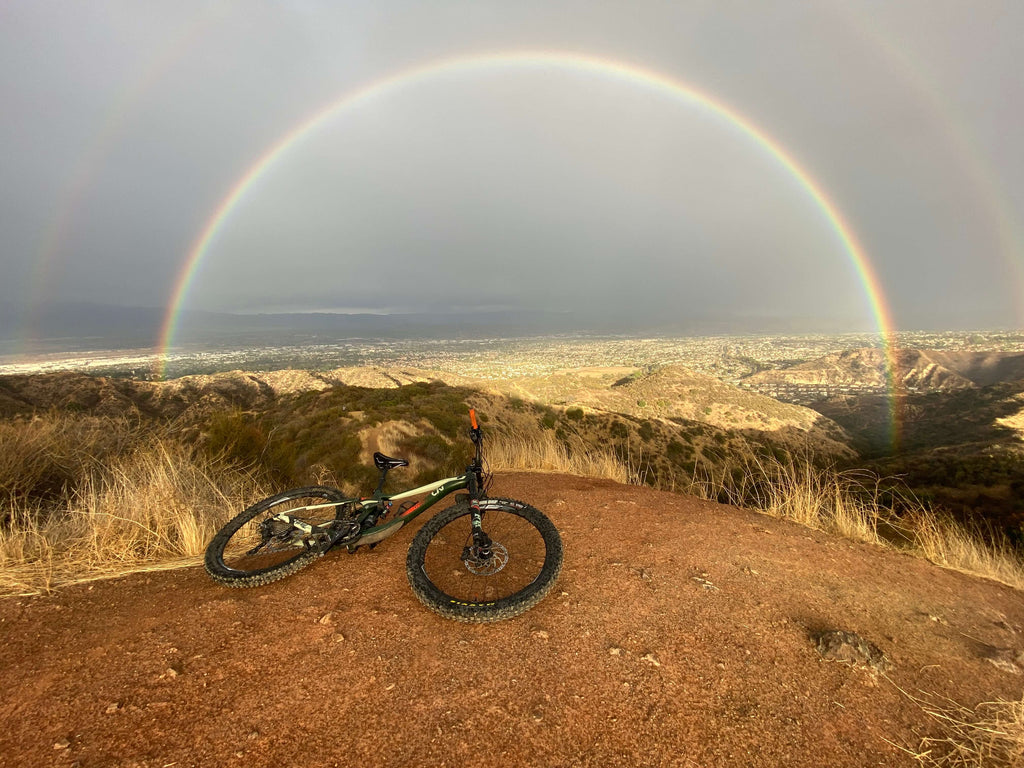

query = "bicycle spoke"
[420, 508, 548, 604]
[219, 495, 335, 574]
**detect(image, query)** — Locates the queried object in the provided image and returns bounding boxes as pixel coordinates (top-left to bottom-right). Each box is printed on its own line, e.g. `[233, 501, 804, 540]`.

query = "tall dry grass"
[491, 430, 1024, 590]
[2, 412, 1021, 595]
[0, 415, 266, 595]
[889, 685, 1024, 767]
[685, 450, 1024, 590]
[486, 432, 638, 484]
[916, 695, 1024, 767]
[0, 413, 136, 501]
[906, 511, 1024, 592]
[686, 452, 891, 545]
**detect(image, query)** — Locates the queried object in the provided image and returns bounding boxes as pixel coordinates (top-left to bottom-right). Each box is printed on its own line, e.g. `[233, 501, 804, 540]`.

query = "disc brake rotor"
[462, 541, 509, 575]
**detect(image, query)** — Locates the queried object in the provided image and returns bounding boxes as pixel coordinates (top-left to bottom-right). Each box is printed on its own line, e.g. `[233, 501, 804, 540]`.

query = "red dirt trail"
[2, 473, 1023, 768]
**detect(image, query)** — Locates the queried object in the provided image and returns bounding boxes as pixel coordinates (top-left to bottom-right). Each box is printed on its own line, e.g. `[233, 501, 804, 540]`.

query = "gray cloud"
[2, 0, 1021, 338]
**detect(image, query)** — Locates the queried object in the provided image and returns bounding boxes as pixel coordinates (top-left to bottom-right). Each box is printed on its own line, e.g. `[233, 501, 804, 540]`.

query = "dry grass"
[486, 430, 1024, 590]
[686, 452, 889, 545]
[889, 686, 1024, 767]
[0, 438, 266, 596]
[908, 511, 1024, 591]
[486, 432, 639, 484]
[0, 412, 136, 501]
[2, 412, 1022, 597]
[917, 695, 1024, 767]
[685, 450, 1024, 591]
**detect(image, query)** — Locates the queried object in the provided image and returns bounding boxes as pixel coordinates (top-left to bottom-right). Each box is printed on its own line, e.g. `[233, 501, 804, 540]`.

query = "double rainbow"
[155, 51, 900, 438]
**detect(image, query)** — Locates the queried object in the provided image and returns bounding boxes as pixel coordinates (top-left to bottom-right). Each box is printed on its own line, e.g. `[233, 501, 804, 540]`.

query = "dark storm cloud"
[1, 1, 1021, 334]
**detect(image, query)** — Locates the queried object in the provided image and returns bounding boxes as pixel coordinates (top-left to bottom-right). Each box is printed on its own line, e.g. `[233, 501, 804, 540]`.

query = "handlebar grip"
[469, 408, 478, 429]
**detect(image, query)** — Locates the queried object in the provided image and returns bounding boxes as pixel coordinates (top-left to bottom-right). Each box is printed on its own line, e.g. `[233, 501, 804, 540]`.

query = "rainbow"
[155, 50, 901, 439]
[17, 2, 236, 361]
[835, 5, 1024, 325]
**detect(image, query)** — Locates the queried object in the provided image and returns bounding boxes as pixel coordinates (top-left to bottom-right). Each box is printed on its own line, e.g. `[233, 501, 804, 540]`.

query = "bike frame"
[271, 410, 487, 551]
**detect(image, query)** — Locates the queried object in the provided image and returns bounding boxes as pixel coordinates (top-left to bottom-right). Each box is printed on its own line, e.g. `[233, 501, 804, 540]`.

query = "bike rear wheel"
[205, 486, 348, 588]
[406, 498, 563, 622]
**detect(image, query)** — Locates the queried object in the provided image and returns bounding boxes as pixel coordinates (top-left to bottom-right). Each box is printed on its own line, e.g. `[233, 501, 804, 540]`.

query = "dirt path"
[2, 473, 1022, 767]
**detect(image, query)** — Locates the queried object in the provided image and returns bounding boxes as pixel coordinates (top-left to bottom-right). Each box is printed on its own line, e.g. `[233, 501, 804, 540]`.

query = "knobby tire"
[205, 486, 347, 588]
[406, 498, 563, 623]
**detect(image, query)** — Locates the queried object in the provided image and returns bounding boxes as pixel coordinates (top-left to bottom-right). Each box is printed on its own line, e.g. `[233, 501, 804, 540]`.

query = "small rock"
[982, 647, 1024, 675]
[318, 612, 334, 625]
[691, 577, 719, 592]
[640, 652, 661, 667]
[105, 702, 121, 714]
[161, 666, 179, 680]
[53, 739, 70, 750]
[608, 647, 623, 656]
[332, 633, 346, 643]
[532, 630, 550, 641]
[385, 683, 396, 691]
[816, 630, 889, 673]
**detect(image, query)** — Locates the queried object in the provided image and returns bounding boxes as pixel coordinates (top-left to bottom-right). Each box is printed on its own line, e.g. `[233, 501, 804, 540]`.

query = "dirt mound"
[2, 473, 1020, 767]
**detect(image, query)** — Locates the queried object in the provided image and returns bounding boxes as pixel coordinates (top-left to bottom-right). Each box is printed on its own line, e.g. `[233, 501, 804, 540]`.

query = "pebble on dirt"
[815, 630, 889, 673]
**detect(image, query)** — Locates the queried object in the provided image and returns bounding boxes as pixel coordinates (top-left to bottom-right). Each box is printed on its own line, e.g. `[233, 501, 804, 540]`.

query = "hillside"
[809, 379, 1024, 537]
[743, 347, 986, 393]
[2, 473, 1021, 767]
[734, 347, 1024, 539]
[491, 364, 853, 456]
[0, 366, 855, 498]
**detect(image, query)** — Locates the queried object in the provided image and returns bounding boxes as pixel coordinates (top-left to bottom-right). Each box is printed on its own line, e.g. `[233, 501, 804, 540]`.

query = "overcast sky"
[2, 1, 1022, 336]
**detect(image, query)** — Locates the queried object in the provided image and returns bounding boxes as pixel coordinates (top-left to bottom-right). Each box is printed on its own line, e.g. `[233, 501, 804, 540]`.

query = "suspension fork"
[469, 507, 492, 559]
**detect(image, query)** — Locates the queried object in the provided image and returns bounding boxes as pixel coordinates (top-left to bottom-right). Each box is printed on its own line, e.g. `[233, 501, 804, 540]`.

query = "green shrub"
[207, 410, 267, 467]
[667, 439, 688, 459]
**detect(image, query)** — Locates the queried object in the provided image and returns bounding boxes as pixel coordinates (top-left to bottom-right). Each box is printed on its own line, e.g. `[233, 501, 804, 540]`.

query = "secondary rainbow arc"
[156, 50, 900, 439]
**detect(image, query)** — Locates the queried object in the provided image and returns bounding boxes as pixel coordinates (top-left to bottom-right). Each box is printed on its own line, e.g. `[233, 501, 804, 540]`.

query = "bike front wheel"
[205, 486, 348, 588]
[406, 498, 563, 622]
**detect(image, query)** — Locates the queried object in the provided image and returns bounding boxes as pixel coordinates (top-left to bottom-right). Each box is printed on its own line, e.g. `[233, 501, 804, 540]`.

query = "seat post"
[373, 468, 389, 498]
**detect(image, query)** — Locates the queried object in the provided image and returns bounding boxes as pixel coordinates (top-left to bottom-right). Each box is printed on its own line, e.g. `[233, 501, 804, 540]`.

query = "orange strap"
[469, 408, 478, 429]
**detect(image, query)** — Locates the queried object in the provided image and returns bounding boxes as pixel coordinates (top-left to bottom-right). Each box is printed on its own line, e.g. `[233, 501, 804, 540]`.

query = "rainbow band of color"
[156, 50, 900, 439]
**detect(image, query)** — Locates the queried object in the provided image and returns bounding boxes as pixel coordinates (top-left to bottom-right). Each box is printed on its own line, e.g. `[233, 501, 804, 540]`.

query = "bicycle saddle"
[373, 452, 409, 470]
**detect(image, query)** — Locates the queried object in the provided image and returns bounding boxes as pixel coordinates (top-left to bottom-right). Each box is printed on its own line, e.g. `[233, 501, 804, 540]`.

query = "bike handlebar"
[469, 408, 479, 430]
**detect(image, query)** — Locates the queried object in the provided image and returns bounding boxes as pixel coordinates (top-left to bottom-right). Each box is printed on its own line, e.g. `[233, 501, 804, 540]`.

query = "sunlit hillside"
[2, 368, 1021, 597]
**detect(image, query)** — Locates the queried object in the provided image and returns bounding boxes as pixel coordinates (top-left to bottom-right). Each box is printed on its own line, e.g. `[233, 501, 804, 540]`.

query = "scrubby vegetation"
[0, 414, 266, 595]
[1, 373, 1022, 598]
[892, 687, 1024, 767]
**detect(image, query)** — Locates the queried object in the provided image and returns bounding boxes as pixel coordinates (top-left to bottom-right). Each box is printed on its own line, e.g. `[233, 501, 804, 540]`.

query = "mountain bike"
[204, 409, 563, 622]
